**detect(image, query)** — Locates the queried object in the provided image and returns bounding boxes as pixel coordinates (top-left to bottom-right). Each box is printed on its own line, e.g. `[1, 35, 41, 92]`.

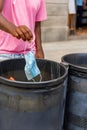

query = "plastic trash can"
[0, 58, 67, 130]
[61, 53, 87, 130]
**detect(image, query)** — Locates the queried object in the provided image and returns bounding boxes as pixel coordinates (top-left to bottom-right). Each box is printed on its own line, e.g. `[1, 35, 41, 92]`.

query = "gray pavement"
[43, 39, 87, 63]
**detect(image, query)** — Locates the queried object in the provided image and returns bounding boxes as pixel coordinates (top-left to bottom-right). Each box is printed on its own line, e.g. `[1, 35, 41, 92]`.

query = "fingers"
[15, 25, 33, 41]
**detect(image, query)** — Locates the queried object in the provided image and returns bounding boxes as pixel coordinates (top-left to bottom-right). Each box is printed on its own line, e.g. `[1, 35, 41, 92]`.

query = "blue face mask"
[24, 51, 40, 81]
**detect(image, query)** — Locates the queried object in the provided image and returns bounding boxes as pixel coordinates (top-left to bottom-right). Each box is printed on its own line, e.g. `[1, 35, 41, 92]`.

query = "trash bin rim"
[61, 53, 87, 71]
[0, 58, 68, 89]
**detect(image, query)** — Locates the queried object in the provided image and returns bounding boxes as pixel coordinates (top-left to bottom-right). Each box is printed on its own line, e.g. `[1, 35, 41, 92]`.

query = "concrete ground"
[43, 39, 87, 63]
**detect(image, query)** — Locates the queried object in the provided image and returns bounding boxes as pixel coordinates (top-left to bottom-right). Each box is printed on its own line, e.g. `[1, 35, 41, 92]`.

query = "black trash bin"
[61, 53, 87, 130]
[0, 58, 67, 130]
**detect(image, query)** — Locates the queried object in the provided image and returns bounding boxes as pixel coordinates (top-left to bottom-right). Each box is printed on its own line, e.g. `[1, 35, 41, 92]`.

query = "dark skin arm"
[0, 0, 33, 41]
[0, 0, 44, 58]
[83, 0, 87, 9]
[35, 22, 44, 58]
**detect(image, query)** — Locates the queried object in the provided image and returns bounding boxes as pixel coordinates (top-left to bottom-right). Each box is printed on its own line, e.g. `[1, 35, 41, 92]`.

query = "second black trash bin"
[0, 58, 68, 130]
[61, 53, 87, 130]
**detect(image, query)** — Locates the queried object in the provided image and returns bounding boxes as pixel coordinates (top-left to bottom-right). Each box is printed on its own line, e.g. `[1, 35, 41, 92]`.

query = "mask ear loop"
[24, 43, 42, 82]
[31, 73, 42, 82]
[39, 73, 42, 82]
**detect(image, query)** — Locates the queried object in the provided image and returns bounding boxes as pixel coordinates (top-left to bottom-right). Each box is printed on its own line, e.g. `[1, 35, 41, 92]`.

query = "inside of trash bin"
[63, 53, 87, 67]
[0, 58, 65, 82]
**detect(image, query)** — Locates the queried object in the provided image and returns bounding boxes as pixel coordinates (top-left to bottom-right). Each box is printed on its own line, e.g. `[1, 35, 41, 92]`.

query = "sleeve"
[35, 0, 47, 21]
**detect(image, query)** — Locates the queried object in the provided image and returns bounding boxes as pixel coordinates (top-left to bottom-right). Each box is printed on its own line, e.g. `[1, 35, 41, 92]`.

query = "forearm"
[35, 22, 42, 50]
[0, 13, 33, 41]
[0, 13, 16, 34]
[83, 0, 87, 9]
[35, 22, 44, 58]
[0, 0, 33, 41]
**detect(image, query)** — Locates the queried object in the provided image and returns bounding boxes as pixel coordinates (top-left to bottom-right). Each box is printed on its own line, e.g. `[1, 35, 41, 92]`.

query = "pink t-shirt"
[0, 0, 47, 54]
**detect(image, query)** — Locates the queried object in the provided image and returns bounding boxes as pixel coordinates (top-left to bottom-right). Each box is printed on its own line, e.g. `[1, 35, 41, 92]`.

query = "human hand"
[9, 25, 33, 41]
[35, 48, 44, 59]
